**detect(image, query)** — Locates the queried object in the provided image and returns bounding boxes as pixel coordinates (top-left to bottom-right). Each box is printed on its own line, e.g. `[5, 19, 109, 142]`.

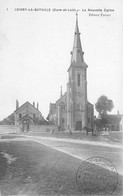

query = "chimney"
[16, 99, 19, 110]
[37, 102, 39, 110]
[60, 86, 62, 98]
[117, 110, 120, 115]
[33, 101, 35, 107]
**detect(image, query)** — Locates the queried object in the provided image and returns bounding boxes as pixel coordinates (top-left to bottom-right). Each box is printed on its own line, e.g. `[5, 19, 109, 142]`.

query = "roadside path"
[22, 134, 123, 149]
[21, 134, 123, 176]
[0, 134, 123, 175]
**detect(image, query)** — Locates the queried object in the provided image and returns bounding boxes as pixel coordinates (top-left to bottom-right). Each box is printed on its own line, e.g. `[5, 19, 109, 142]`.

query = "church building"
[48, 14, 94, 131]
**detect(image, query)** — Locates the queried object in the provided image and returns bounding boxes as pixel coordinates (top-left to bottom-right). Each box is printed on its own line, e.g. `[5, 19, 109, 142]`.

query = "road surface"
[0, 134, 122, 195]
[23, 134, 123, 176]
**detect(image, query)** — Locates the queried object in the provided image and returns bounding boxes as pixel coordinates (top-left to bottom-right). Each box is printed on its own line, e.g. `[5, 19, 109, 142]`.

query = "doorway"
[75, 121, 82, 130]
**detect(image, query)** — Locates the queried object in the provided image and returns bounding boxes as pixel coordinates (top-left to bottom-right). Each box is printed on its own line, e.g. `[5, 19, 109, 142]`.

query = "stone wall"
[30, 125, 55, 132]
[0, 125, 20, 134]
[0, 125, 56, 134]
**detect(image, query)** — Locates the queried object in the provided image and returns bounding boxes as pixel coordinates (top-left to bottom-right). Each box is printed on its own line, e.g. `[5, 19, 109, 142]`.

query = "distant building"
[95, 111, 123, 131]
[106, 113, 123, 131]
[48, 14, 94, 131]
[120, 115, 123, 131]
[14, 100, 44, 131]
[48, 103, 57, 123]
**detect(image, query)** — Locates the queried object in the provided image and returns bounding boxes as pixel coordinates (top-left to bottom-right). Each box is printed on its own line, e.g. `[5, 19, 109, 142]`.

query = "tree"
[95, 95, 114, 117]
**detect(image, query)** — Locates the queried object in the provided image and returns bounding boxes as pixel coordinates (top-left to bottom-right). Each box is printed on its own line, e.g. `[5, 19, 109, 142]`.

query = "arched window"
[77, 73, 81, 86]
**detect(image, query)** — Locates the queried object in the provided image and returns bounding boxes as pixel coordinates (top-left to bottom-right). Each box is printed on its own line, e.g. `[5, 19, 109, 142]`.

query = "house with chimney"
[14, 100, 44, 131]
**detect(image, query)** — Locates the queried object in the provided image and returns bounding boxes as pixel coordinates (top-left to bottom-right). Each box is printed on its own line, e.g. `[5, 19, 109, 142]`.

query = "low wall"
[0, 125, 56, 134]
[30, 125, 55, 132]
[0, 125, 20, 134]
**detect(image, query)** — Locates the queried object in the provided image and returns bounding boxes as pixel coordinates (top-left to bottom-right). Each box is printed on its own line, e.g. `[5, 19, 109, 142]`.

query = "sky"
[0, 0, 123, 120]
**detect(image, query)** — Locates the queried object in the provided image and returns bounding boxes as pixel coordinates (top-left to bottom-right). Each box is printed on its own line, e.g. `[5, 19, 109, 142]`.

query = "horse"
[84, 127, 94, 136]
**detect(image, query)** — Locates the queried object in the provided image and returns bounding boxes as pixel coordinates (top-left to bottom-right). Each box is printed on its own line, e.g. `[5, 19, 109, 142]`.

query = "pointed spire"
[71, 12, 84, 65]
[60, 86, 62, 98]
[75, 11, 79, 33]
[76, 11, 78, 23]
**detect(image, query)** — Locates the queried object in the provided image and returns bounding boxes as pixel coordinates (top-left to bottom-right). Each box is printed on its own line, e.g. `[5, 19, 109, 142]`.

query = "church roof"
[56, 92, 67, 105]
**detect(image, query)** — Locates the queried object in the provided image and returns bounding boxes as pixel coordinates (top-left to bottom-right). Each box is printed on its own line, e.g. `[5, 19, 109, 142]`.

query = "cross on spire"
[76, 10, 78, 24]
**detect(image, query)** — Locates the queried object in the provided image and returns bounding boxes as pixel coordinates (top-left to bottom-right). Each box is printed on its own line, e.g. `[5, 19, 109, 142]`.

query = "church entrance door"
[75, 121, 82, 130]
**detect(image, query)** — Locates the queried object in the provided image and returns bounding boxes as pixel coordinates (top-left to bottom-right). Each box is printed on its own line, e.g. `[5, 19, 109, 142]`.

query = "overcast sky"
[0, 0, 123, 120]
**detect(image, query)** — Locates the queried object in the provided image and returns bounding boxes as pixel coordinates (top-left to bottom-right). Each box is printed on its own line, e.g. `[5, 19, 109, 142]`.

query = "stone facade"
[14, 101, 43, 131]
[105, 114, 123, 131]
[48, 15, 94, 131]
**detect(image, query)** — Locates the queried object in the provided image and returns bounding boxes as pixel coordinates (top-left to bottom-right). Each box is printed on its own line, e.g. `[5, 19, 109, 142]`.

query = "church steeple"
[71, 12, 84, 65]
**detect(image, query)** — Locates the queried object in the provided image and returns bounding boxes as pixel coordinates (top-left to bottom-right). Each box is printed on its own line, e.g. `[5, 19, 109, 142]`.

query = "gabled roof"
[87, 101, 94, 106]
[106, 114, 122, 123]
[14, 101, 41, 113]
[50, 103, 56, 107]
[56, 92, 67, 105]
[96, 114, 122, 124]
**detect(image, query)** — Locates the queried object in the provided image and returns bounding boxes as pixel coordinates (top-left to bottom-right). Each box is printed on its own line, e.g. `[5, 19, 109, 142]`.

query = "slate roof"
[14, 101, 41, 113]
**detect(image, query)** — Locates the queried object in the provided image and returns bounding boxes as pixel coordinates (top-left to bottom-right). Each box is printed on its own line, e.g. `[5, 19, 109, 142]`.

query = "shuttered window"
[77, 73, 80, 86]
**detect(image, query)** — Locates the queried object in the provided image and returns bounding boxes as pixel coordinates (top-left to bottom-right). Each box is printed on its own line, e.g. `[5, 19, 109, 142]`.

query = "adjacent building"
[48, 14, 94, 131]
[14, 100, 44, 131]
[105, 113, 123, 131]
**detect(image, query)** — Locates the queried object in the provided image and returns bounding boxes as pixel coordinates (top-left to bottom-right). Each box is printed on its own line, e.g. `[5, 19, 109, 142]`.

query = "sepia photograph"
[0, 0, 123, 195]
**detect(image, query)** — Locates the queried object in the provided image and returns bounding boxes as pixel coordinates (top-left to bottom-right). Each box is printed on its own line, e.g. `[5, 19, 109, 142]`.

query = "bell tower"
[67, 13, 88, 131]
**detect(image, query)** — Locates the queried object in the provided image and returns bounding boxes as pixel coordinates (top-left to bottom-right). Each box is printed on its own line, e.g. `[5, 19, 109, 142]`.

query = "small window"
[77, 73, 80, 86]
[33, 114, 36, 118]
[19, 114, 22, 119]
